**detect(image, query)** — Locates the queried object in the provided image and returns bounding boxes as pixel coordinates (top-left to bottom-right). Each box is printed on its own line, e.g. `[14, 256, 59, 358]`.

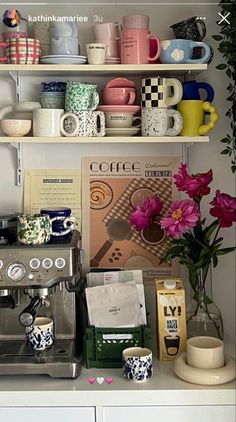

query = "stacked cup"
[40, 81, 67, 109]
[51, 22, 80, 56]
[121, 14, 160, 64]
[141, 76, 183, 137]
[93, 22, 121, 64]
[60, 82, 105, 137]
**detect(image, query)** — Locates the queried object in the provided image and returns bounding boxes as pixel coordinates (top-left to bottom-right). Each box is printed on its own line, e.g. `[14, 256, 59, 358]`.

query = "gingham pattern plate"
[103, 178, 172, 256]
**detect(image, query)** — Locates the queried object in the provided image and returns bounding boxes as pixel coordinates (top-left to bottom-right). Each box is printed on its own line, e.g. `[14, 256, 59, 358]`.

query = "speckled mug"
[65, 82, 99, 112]
[26, 317, 54, 350]
[142, 108, 183, 136]
[17, 214, 51, 245]
[122, 347, 153, 382]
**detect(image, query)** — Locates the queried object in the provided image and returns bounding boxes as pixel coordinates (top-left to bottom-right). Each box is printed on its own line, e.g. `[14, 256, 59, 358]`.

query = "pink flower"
[209, 190, 236, 228]
[160, 199, 200, 238]
[173, 163, 213, 198]
[129, 195, 163, 231]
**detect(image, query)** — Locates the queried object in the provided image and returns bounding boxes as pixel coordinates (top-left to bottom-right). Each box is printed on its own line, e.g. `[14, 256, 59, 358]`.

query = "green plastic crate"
[84, 325, 151, 368]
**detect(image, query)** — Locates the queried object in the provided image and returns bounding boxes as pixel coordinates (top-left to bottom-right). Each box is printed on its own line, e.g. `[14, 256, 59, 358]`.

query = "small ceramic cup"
[17, 214, 51, 245]
[122, 347, 153, 382]
[40, 207, 76, 241]
[25, 317, 54, 350]
[187, 336, 224, 369]
[104, 112, 141, 128]
[86, 43, 107, 65]
[60, 111, 105, 137]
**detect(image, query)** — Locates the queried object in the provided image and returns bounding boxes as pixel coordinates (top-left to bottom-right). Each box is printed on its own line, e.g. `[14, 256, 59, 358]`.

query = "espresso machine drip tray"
[0, 339, 82, 378]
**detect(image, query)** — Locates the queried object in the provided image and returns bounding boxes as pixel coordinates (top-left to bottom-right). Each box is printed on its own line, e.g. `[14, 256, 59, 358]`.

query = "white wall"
[0, 0, 235, 346]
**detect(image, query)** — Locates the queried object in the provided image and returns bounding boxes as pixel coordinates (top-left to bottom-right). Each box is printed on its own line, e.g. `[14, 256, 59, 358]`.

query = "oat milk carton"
[156, 278, 186, 361]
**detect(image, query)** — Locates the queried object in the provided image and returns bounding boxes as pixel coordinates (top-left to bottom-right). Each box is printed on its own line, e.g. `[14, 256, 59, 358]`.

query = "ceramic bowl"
[0, 119, 31, 137]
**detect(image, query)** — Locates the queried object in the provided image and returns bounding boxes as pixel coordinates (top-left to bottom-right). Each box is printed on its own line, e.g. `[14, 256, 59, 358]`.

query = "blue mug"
[182, 80, 214, 102]
[160, 39, 211, 64]
[40, 207, 76, 241]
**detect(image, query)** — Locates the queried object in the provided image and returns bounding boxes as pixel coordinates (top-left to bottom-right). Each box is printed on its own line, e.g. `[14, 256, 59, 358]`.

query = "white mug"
[33, 108, 64, 136]
[86, 43, 107, 64]
[187, 336, 225, 369]
[141, 108, 183, 136]
[60, 111, 105, 137]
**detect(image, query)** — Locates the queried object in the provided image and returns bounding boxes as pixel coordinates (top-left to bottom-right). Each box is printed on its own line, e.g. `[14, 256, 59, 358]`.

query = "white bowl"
[0, 119, 31, 137]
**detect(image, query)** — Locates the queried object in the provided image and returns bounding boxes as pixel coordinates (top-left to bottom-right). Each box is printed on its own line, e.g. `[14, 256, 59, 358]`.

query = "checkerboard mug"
[0, 38, 41, 64]
[141, 77, 183, 108]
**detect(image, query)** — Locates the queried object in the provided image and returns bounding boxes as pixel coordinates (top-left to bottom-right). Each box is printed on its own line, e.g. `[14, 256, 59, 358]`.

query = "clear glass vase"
[186, 267, 224, 340]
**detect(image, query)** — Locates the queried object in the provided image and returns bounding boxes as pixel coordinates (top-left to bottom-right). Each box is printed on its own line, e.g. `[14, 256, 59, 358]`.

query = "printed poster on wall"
[82, 157, 181, 284]
[24, 169, 81, 229]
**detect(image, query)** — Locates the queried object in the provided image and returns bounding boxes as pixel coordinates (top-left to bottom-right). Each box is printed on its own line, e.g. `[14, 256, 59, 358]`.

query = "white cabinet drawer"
[0, 407, 95, 422]
[103, 406, 235, 422]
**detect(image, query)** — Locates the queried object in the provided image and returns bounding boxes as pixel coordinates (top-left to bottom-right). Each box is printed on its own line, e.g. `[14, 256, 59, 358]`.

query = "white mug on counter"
[141, 108, 183, 136]
[86, 43, 107, 64]
[60, 111, 106, 137]
[33, 109, 64, 136]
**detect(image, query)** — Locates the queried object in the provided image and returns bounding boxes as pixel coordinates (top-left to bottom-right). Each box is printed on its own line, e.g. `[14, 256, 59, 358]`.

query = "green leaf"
[216, 247, 236, 255]
[216, 63, 227, 70]
[221, 149, 230, 154]
[212, 254, 218, 268]
[203, 220, 218, 238]
[212, 35, 223, 41]
[221, 137, 230, 143]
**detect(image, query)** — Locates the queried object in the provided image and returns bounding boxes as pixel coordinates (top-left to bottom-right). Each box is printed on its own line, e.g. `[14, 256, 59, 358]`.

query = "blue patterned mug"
[25, 317, 54, 350]
[40, 207, 76, 241]
[122, 347, 153, 382]
[160, 39, 210, 64]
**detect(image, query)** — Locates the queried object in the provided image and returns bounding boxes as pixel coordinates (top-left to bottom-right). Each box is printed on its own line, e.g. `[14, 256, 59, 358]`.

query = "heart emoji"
[97, 377, 104, 384]
[105, 377, 113, 384]
[88, 377, 95, 384]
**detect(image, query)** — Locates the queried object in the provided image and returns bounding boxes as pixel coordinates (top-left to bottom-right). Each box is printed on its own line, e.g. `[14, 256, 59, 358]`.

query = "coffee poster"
[82, 157, 181, 284]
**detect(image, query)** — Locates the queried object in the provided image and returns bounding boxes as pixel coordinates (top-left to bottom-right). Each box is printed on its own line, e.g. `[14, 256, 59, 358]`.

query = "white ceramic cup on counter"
[122, 347, 153, 382]
[187, 336, 225, 369]
[86, 43, 107, 64]
[33, 108, 64, 136]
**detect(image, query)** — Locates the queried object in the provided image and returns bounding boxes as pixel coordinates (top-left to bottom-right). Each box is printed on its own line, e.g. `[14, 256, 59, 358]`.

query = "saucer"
[174, 353, 236, 385]
[98, 105, 140, 113]
[40, 55, 87, 64]
[105, 127, 141, 136]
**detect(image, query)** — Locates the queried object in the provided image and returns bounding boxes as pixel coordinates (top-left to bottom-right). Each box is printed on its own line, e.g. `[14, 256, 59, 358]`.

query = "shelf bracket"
[10, 142, 23, 186]
[8, 70, 21, 102]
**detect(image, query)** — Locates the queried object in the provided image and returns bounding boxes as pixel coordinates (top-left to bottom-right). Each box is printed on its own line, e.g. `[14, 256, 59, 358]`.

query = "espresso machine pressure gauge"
[7, 262, 26, 282]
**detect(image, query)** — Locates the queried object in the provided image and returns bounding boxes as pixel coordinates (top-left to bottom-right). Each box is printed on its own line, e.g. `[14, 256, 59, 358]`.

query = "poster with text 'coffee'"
[82, 157, 181, 284]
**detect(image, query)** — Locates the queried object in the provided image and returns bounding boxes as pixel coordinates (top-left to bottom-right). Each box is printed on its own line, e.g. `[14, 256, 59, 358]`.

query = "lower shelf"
[0, 136, 209, 143]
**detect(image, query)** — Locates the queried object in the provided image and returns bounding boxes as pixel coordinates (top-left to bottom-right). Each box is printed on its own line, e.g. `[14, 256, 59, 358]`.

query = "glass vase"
[186, 266, 224, 340]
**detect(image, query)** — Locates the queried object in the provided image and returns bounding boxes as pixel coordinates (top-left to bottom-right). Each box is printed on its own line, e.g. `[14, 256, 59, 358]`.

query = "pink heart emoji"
[88, 377, 95, 384]
[105, 377, 113, 384]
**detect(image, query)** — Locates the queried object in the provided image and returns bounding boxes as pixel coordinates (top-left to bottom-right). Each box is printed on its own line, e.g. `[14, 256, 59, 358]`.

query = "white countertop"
[0, 359, 235, 408]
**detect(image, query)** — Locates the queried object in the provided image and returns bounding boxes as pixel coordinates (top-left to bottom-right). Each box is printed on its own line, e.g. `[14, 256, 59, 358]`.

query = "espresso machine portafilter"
[0, 230, 83, 378]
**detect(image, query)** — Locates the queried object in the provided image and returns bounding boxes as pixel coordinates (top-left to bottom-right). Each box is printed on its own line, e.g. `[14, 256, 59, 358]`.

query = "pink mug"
[121, 28, 160, 64]
[101, 87, 136, 105]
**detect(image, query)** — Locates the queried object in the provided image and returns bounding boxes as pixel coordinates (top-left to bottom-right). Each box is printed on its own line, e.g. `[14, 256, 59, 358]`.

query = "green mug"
[65, 82, 99, 112]
[17, 214, 51, 245]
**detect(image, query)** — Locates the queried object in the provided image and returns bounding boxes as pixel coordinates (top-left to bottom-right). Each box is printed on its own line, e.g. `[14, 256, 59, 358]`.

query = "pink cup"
[101, 87, 136, 105]
[94, 22, 121, 40]
[121, 28, 160, 64]
[98, 38, 120, 59]
[123, 14, 149, 30]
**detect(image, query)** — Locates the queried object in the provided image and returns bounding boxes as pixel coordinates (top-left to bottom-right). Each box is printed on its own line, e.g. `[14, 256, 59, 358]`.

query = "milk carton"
[156, 278, 186, 361]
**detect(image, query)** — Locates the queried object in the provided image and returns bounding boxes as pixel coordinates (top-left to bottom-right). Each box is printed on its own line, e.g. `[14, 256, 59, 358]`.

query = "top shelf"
[0, 63, 207, 76]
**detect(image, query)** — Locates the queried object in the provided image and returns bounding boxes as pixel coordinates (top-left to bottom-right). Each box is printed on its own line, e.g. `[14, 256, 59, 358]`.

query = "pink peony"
[173, 163, 213, 198]
[160, 199, 200, 238]
[209, 190, 236, 228]
[129, 195, 163, 231]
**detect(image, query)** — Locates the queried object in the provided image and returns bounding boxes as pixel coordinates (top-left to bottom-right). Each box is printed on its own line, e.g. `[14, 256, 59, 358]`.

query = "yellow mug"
[177, 100, 219, 136]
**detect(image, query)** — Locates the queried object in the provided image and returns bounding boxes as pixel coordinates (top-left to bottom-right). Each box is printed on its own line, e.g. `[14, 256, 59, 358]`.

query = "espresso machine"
[0, 230, 83, 378]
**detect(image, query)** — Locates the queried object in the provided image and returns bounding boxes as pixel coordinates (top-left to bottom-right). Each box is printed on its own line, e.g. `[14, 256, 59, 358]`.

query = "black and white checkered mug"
[141, 77, 183, 108]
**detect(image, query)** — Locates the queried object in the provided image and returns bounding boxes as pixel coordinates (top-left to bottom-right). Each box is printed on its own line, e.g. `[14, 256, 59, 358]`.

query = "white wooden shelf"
[0, 63, 207, 76]
[0, 136, 209, 143]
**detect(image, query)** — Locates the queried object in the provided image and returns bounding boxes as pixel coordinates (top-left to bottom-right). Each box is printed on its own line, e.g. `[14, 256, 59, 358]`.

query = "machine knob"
[19, 296, 43, 327]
